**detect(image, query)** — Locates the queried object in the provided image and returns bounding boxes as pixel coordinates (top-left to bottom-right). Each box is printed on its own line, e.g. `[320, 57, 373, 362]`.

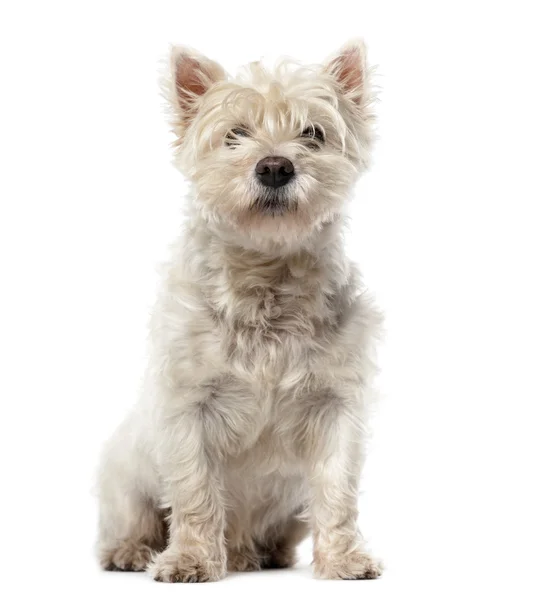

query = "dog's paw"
[314, 550, 383, 580]
[100, 540, 153, 572]
[149, 549, 226, 583]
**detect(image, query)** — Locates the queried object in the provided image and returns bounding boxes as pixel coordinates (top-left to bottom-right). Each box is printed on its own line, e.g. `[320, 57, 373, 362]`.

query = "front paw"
[149, 548, 226, 583]
[314, 549, 383, 580]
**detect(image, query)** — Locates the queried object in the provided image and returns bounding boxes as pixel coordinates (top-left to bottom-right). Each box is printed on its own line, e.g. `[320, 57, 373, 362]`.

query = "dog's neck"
[184, 214, 357, 328]
[192, 213, 350, 277]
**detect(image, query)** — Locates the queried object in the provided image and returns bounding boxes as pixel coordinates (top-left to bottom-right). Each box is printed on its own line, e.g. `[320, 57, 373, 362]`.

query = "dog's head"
[164, 41, 375, 253]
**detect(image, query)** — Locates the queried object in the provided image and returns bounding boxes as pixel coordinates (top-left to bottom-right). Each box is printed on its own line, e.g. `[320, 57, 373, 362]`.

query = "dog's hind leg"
[97, 417, 166, 572]
[98, 491, 166, 572]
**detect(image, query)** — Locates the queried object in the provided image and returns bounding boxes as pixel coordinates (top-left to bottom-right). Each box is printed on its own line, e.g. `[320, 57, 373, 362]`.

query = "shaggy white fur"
[97, 40, 383, 582]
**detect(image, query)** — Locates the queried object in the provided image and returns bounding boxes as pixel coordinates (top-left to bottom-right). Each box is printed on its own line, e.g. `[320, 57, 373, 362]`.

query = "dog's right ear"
[165, 46, 226, 137]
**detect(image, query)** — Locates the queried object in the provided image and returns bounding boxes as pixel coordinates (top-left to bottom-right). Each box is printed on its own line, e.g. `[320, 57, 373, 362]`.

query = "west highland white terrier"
[97, 40, 383, 582]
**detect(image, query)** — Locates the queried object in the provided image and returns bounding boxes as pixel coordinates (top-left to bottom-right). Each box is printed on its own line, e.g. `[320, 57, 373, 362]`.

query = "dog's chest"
[215, 276, 336, 386]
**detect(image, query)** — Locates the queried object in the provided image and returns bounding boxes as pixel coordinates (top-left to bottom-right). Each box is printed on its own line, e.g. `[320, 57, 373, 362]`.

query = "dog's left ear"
[165, 46, 226, 137]
[325, 40, 371, 107]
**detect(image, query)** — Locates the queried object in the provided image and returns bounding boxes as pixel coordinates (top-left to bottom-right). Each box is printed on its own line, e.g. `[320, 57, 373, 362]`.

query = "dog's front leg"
[149, 388, 227, 583]
[309, 394, 383, 580]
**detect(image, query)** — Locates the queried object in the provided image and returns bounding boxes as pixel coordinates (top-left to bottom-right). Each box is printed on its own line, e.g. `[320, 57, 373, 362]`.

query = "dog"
[97, 39, 383, 582]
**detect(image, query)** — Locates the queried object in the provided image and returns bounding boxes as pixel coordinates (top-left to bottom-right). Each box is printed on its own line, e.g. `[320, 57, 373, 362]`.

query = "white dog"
[97, 40, 383, 582]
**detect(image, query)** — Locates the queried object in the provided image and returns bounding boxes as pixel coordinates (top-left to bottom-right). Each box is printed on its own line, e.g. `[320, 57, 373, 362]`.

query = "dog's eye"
[225, 127, 250, 146]
[301, 126, 325, 145]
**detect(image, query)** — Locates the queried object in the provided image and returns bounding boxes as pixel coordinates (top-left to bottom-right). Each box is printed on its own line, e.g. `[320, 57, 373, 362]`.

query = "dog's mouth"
[251, 190, 296, 216]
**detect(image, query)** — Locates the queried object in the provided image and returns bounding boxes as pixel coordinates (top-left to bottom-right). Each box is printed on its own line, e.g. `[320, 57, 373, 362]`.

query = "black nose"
[255, 156, 295, 188]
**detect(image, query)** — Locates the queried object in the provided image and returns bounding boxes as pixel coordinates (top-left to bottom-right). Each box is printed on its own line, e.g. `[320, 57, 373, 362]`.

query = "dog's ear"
[325, 40, 370, 107]
[165, 46, 226, 135]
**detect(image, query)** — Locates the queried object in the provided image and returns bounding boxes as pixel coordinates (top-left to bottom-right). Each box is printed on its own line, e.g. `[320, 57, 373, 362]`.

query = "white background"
[1, 1, 534, 598]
